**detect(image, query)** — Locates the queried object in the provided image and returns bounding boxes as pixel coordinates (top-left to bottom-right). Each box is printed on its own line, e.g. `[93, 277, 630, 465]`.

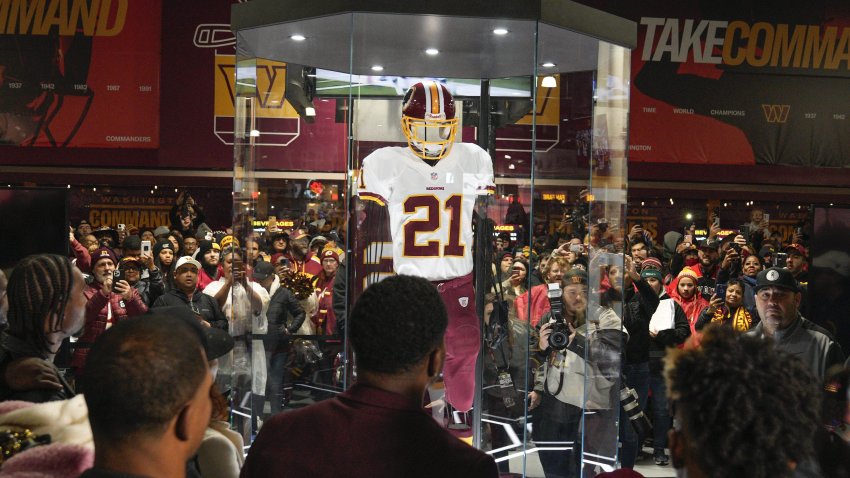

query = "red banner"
[0, 0, 161, 148]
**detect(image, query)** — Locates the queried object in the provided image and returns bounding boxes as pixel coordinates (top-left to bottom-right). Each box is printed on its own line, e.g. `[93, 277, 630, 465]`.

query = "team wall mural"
[0, 0, 161, 148]
[3, 0, 850, 174]
[582, 0, 850, 168]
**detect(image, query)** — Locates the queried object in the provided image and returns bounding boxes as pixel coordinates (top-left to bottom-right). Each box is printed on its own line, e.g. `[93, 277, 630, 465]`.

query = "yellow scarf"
[711, 306, 752, 332]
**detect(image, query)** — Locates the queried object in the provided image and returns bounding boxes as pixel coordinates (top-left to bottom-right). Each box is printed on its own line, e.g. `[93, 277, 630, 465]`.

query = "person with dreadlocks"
[0, 254, 86, 402]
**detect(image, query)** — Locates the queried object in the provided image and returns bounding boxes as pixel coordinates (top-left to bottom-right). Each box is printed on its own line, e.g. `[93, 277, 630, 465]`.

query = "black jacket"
[0, 333, 74, 403]
[265, 284, 306, 353]
[133, 268, 164, 307]
[623, 280, 690, 365]
[152, 288, 227, 330]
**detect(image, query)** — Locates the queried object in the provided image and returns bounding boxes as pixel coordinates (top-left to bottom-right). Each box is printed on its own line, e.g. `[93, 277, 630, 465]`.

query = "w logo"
[762, 104, 790, 123]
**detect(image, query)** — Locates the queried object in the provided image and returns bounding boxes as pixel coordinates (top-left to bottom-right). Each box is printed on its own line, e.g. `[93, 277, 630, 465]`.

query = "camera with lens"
[546, 283, 571, 350]
[620, 385, 651, 436]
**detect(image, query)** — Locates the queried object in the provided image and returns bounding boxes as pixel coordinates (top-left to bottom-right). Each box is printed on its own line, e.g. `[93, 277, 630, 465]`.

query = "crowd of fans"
[0, 191, 849, 478]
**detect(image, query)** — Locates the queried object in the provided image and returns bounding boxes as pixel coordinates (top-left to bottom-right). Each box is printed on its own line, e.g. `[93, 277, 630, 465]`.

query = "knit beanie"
[677, 266, 699, 283]
[641, 257, 663, 271]
[640, 269, 663, 281]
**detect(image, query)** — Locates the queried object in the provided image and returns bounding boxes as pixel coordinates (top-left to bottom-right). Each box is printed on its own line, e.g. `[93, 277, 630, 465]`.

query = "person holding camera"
[70, 247, 148, 381]
[695, 278, 754, 332]
[527, 268, 624, 478]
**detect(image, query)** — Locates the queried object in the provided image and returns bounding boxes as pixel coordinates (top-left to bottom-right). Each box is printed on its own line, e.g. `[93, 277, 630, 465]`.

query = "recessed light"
[542, 62, 556, 68]
[290, 34, 306, 41]
[493, 28, 509, 35]
[371, 65, 384, 72]
[425, 48, 439, 56]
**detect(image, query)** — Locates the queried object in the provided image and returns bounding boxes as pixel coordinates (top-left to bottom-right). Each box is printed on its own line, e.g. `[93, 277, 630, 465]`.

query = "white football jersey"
[358, 143, 495, 281]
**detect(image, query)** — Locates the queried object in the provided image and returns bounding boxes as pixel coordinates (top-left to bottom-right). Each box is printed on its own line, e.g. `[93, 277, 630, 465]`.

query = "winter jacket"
[71, 282, 148, 373]
[264, 277, 306, 353]
[152, 288, 228, 330]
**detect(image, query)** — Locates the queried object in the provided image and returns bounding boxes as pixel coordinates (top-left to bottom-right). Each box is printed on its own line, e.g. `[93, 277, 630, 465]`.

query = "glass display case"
[228, 1, 634, 476]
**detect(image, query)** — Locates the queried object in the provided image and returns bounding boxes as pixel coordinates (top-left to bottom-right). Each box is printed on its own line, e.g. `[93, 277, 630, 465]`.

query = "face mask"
[684, 258, 699, 267]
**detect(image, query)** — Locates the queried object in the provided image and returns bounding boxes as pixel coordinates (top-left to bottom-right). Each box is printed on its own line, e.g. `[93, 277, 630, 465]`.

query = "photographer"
[170, 190, 207, 237]
[70, 247, 148, 380]
[528, 268, 625, 478]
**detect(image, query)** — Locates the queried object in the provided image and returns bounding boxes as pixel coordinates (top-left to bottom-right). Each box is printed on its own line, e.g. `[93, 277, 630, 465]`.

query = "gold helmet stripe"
[428, 81, 440, 115]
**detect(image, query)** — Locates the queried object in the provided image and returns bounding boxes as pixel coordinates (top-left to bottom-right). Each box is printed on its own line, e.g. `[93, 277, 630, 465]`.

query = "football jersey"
[358, 143, 495, 281]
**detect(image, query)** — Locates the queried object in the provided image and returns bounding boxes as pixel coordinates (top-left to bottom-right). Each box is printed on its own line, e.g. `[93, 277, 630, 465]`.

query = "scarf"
[711, 305, 753, 332]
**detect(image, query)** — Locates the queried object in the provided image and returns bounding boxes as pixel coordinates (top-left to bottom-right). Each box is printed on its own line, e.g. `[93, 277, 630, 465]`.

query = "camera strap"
[544, 354, 566, 396]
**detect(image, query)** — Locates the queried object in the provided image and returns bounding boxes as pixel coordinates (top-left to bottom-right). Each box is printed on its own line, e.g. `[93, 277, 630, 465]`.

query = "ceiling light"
[305, 107, 316, 116]
[425, 48, 439, 55]
[542, 62, 556, 68]
[493, 28, 509, 35]
[541, 75, 557, 88]
[371, 65, 384, 72]
[290, 34, 306, 41]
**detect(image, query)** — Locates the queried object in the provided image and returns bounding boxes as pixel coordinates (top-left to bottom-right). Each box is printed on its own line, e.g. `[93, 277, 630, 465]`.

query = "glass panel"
[581, 41, 631, 476]
[233, 6, 633, 477]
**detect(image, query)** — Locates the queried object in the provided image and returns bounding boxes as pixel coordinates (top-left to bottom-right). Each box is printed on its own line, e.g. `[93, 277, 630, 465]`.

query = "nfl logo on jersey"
[458, 297, 469, 307]
[431, 172, 438, 181]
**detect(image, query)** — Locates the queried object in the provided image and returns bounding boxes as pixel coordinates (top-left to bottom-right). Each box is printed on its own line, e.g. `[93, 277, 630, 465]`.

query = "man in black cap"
[694, 238, 721, 299]
[745, 267, 844, 380]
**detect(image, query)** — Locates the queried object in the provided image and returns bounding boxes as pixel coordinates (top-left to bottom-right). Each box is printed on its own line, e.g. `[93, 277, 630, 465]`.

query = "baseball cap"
[759, 245, 775, 257]
[174, 256, 202, 271]
[783, 243, 807, 257]
[755, 267, 799, 292]
[698, 238, 720, 250]
[563, 268, 588, 286]
[252, 261, 276, 281]
[119, 256, 143, 269]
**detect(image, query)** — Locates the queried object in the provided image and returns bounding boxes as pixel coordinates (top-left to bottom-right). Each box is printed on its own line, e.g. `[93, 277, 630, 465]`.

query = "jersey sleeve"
[357, 153, 391, 207]
[475, 147, 496, 196]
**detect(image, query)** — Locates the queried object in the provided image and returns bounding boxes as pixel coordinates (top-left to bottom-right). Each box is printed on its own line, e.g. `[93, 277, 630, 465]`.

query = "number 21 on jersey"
[403, 194, 464, 257]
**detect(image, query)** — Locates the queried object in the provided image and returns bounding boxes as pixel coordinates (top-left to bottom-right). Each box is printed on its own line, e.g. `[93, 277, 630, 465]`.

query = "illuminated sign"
[494, 225, 517, 232]
[252, 219, 296, 228]
[542, 193, 567, 202]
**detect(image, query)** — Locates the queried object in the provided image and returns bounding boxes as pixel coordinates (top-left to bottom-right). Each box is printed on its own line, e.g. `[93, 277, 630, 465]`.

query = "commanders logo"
[762, 104, 790, 124]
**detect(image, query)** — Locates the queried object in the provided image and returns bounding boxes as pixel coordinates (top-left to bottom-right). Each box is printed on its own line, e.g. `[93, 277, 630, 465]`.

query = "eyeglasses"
[756, 287, 792, 301]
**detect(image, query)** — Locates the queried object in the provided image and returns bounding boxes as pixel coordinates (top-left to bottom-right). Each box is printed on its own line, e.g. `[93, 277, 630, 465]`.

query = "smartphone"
[712, 215, 720, 227]
[112, 269, 125, 293]
[715, 283, 727, 301]
[205, 231, 213, 241]
[141, 240, 152, 254]
[684, 234, 693, 245]
[774, 252, 788, 268]
[268, 215, 277, 230]
[763, 213, 770, 223]
[117, 223, 126, 231]
[569, 243, 584, 253]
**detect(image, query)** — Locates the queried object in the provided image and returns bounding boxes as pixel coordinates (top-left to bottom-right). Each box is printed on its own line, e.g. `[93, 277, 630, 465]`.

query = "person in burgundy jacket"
[70, 247, 147, 381]
[241, 275, 498, 478]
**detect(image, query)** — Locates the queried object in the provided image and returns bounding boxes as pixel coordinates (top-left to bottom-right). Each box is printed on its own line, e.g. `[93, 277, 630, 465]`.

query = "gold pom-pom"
[280, 270, 314, 300]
